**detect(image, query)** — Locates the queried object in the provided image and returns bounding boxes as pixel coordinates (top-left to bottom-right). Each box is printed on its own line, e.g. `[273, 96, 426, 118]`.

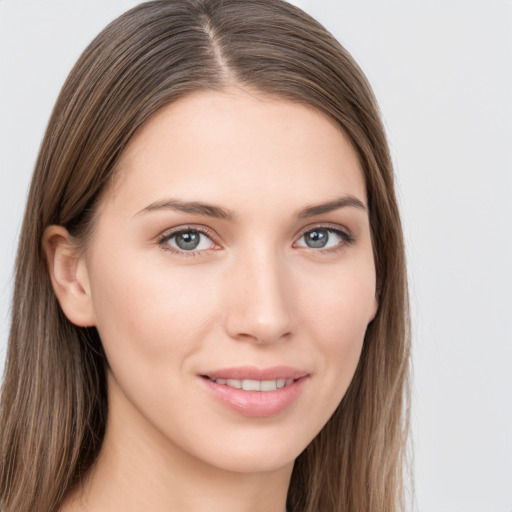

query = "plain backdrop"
[0, 1, 511, 511]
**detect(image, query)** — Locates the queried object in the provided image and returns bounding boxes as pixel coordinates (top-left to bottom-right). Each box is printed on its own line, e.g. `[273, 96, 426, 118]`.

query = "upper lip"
[201, 365, 309, 381]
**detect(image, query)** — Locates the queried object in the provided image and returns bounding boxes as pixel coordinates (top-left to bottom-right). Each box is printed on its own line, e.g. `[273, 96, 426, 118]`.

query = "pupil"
[305, 230, 328, 248]
[176, 231, 200, 250]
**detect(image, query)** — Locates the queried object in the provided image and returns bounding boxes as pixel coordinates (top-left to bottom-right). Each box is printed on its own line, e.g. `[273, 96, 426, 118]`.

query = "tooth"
[242, 379, 261, 391]
[260, 380, 277, 391]
[221, 378, 293, 391]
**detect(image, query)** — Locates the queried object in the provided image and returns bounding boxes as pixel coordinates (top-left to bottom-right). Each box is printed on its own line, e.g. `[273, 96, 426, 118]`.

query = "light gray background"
[1, 1, 511, 511]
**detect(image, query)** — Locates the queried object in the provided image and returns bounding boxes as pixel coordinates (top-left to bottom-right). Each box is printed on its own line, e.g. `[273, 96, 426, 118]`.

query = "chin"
[170, 418, 320, 475]
[198, 442, 299, 474]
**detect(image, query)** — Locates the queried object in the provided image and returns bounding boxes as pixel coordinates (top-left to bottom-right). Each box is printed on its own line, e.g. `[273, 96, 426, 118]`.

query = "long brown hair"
[0, 1, 411, 511]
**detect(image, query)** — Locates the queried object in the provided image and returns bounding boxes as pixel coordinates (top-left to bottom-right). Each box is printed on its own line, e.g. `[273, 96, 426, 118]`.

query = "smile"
[200, 366, 309, 417]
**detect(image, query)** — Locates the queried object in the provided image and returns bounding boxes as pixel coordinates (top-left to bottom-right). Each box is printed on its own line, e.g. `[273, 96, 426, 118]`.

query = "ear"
[42, 225, 96, 327]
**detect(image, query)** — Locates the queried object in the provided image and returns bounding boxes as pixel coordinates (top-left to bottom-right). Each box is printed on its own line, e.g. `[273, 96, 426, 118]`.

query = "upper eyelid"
[159, 224, 217, 240]
[294, 222, 351, 239]
[159, 222, 349, 239]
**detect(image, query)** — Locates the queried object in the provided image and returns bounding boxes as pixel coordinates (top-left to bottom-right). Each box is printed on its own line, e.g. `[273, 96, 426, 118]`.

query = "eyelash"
[157, 225, 218, 258]
[294, 224, 355, 254]
[157, 224, 355, 257]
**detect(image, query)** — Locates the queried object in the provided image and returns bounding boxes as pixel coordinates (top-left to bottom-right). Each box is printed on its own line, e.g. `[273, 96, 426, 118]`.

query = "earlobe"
[42, 225, 96, 327]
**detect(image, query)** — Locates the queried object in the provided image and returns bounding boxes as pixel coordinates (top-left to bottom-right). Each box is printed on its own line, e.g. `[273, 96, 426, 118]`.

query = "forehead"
[108, 89, 366, 215]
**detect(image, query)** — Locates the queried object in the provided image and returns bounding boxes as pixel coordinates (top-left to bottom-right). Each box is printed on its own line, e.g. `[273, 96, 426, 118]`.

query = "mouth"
[199, 366, 309, 417]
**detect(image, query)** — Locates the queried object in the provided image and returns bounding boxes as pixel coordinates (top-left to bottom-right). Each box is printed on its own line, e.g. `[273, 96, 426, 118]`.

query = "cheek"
[88, 252, 223, 370]
[297, 263, 376, 405]
[298, 258, 376, 343]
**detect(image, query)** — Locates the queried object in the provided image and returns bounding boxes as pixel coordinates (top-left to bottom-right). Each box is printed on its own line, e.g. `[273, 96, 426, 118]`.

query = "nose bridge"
[224, 242, 292, 344]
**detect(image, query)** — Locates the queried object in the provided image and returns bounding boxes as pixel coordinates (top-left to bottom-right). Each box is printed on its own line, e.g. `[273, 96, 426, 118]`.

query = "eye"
[294, 227, 353, 251]
[159, 227, 217, 254]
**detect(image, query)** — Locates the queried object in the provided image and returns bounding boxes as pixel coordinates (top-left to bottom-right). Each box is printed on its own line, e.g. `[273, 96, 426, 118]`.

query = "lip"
[199, 366, 309, 418]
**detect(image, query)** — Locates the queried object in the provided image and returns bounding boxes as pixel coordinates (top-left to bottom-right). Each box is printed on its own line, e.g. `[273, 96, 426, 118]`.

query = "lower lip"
[200, 376, 308, 418]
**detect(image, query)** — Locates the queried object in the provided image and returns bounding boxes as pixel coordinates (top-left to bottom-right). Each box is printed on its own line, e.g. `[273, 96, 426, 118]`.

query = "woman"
[0, 1, 410, 511]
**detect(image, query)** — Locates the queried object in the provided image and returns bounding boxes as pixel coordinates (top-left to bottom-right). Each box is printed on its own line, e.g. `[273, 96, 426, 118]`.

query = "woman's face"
[81, 89, 377, 474]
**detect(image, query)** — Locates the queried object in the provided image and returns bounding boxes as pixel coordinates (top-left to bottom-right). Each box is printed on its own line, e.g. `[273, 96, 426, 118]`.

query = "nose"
[223, 246, 293, 345]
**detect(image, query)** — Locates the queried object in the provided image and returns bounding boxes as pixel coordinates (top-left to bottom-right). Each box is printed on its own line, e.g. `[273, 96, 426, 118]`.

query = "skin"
[46, 89, 378, 512]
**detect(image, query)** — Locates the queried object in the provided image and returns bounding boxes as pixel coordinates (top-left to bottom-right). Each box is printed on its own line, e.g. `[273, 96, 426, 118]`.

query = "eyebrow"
[297, 195, 367, 218]
[137, 199, 236, 220]
[136, 195, 366, 220]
